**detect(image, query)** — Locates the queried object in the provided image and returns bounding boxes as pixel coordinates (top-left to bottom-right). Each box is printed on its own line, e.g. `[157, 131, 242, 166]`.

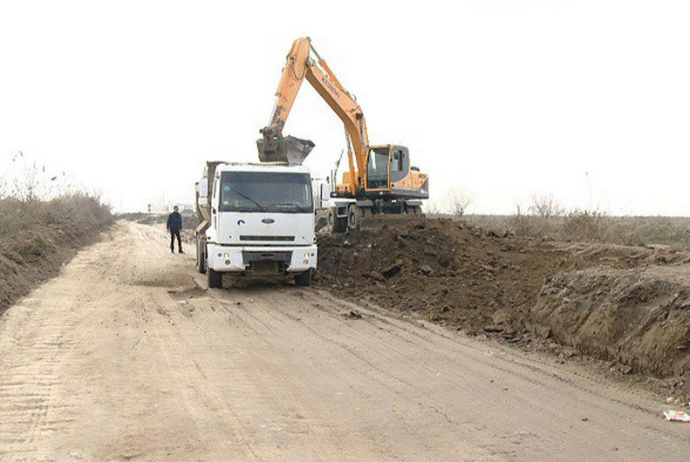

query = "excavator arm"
[258, 37, 369, 193]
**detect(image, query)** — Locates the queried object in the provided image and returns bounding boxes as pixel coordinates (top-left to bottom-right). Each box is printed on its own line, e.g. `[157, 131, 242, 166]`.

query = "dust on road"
[1, 221, 688, 460]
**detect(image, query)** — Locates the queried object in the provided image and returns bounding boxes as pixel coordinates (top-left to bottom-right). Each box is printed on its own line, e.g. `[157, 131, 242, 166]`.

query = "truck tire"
[196, 236, 206, 274]
[295, 270, 312, 287]
[207, 268, 222, 289]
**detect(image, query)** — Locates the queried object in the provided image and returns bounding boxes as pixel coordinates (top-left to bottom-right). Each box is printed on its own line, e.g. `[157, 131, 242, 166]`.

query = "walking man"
[167, 205, 183, 253]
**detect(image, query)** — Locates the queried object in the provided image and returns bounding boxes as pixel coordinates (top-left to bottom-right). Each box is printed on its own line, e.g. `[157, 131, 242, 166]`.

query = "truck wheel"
[295, 270, 312, 287]
[207, 268, 222, 289]
[196, 236, 206, 274]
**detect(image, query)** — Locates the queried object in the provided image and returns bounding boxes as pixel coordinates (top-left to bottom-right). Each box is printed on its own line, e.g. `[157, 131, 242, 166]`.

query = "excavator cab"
[365, 145, 420, 195]
[365, 146, 391, 190]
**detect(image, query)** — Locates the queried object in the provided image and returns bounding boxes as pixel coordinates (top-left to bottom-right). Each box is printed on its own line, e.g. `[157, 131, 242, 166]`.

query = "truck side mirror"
[198, 180, 208, 198]
[197, 180, 209, 208]
[320, 183, 331, 209]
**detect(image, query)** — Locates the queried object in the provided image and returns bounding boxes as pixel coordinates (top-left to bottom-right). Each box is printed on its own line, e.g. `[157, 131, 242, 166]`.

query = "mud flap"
[257, 135, 315, 165]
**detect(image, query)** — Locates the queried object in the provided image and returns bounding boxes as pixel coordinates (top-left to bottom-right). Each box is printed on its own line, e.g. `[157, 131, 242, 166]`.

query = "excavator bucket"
[257, 135, 315, 165]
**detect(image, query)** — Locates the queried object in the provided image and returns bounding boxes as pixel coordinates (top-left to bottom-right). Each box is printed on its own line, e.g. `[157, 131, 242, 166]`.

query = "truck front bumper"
[206, 243, 317, 274]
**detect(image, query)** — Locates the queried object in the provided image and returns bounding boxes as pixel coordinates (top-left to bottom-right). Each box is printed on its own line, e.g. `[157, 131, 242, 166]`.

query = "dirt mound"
[317, 218, 690, 382]
[0, 195, 112, 313]
[531, 265, 690, 378]
[319, 219, 560, 335]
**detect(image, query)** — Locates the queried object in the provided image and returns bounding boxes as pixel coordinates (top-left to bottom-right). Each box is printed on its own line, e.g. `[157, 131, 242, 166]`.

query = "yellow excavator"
[257, 37, 429, 232]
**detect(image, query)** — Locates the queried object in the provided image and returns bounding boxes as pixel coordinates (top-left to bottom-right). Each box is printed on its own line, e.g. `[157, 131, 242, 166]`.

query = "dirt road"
[1, 222, 688, 461]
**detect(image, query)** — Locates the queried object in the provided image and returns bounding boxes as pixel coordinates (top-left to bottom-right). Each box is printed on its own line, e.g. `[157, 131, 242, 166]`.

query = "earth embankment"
[0, 195, 112, 312]
[317, 218, 690, 388]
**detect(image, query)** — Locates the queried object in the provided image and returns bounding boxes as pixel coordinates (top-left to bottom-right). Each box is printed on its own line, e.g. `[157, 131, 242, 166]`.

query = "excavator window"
[366, 148, 390, 190]
[391, 150, 403, 172]
[389, 147, 410, 184]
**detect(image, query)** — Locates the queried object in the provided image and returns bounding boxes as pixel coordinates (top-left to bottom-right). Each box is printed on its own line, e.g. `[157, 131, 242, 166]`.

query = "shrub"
[562, 209, 607, 242]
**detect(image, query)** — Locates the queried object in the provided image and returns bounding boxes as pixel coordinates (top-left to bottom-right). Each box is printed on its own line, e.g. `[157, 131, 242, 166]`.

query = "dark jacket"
[167, 211, 183, 232]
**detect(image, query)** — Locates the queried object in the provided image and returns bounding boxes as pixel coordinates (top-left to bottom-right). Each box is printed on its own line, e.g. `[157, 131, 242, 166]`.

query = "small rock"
[342, 310, 362, 319]
[484, 325, 504, 333]
[381, 261, 402, 279]
[420, 265, 434, 276]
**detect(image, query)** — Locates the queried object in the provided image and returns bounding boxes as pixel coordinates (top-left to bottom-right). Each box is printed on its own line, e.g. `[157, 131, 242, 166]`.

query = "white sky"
[1, 0, 689, 215]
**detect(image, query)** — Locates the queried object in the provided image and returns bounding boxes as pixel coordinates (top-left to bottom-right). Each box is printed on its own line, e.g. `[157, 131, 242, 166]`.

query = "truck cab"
[196, 162, 317, 288]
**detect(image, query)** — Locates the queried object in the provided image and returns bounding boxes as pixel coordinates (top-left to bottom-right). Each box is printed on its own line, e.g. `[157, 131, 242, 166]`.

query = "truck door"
[212, 176, 219, 231]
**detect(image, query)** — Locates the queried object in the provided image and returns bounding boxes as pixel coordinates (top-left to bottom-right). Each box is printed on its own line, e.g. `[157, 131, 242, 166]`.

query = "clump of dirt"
[317, 218, 690, 389]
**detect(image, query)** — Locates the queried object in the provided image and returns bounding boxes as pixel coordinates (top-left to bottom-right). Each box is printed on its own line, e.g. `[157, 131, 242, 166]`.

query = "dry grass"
[464, 214, 690, 249]
[0, 193, 112, 311]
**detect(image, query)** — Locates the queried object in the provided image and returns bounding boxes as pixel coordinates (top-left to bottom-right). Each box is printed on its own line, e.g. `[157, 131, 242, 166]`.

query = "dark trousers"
[170, 230, 182, 252]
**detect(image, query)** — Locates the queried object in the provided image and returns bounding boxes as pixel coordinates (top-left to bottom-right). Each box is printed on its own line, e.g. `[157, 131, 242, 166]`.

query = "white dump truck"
[195, 161, 318, 288]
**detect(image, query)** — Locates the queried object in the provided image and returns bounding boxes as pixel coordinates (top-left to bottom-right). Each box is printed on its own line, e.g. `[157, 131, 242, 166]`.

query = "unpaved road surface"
[1, 222, 688, 461]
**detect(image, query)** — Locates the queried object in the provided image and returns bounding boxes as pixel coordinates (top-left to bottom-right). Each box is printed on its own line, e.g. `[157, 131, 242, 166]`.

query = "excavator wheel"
[328, 208, 347, 234]
[347, 205, 364, 231]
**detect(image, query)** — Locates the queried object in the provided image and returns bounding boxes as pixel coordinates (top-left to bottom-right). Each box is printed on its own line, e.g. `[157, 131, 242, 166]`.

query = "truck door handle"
[212, 207, 216, 214]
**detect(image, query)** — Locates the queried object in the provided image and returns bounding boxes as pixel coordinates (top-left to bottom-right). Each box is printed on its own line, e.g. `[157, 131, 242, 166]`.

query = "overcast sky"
[1, 0, 689, 215]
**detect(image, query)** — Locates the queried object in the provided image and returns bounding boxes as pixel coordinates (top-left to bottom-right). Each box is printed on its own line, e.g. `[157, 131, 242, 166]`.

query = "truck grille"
[239, 236, 294, 242]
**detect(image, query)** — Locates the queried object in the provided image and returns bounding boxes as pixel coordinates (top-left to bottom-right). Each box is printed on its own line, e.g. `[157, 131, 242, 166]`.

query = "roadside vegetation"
[0, 161, 112, 312]
[428, 189, 690, 249]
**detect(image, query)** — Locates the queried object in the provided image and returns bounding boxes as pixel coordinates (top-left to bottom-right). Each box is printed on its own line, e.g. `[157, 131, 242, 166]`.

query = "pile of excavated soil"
[317, 218, 690, 384]
[531, 265, 690, 378]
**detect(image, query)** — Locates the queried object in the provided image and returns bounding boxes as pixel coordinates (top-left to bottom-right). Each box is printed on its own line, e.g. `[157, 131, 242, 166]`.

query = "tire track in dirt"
[0, 269, 87, 459]
[1, 221, 689, 460]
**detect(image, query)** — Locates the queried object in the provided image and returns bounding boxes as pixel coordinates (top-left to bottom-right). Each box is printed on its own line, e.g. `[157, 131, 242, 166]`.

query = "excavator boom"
[257, 37, 368, 192]
[258, 37, 429, 233]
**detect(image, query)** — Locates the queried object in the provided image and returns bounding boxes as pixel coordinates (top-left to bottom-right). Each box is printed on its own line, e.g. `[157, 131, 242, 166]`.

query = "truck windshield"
[219, 172, 313, 213]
